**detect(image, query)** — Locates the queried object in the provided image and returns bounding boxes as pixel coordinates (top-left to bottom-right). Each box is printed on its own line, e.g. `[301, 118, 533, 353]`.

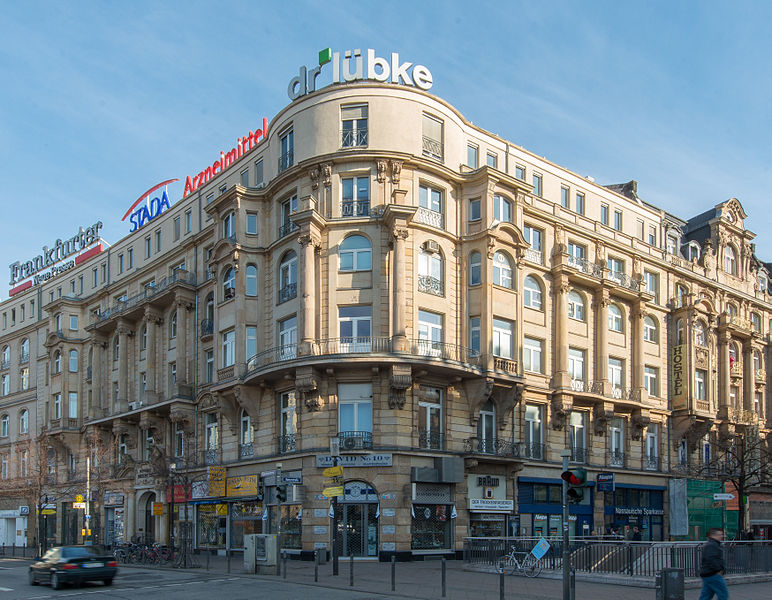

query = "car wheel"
[28, 570, 38, 586]
[103, 578, 113, 586]
[51, 572, 63, 590]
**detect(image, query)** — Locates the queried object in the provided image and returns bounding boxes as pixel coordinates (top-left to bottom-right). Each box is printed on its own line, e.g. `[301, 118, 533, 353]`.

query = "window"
[524, 405, 543, 458]
[469, 198, 481, 221]
[118, 253, 124, 274]
[169, 311, 177, 340]
[222, 267, 235, 300]
[422, 113, 443, 160]
[492, 252, 513, 288]
[205, 350, 214, 383]
[144, 236, 151, 258]
[725, 245, 737, 275]
[575, 192, 585, 215]
[568, 242, 586, 265]
[173, 216, 181, 241]
[568, 348, 585, 382]
[68, 350, 78, 372]
[185, 210, 192, 234]
[279, 316, 297, 360]
[338, 383, 373, 436]
[155, 229, 162, 253]
[53, 351, 62, 373]
[643, 316, 657, 343]
[676, 284, 688, 307]
[1, 375, 7, 396]
[240, 168, 250, 187]
[339, 235, 372, 272]
[608, 304, 623, 332]
[532, 173, 542, 197]
[341, 176, 370, 217]
[600, 204, 609, 226]
[0, 415, 7, 437]
[469, 317, 481, 354]
[205, 413, 218, 450]
[492, 318, 513, 359]
[568, 291, 585, 321]
[493, 195, 513, 223]
[694, 321, 707, 347]
[19, 449, 28, 476]
[339, 306, 372, 351]
[486, 152, 498, 168]
[54, 313, 61, 331]
[279, 251, 298, 303]
[1, 456, 6, 479]
[174, 422, 185, 458]
[418, 310, 443, 355]
[69, 315, 78, 330]
[280, 197, 298, 236]
[341, 104, 368, 147]
[667, 235, 678, 255]
[222, 330, 235, 367]
[242, 264, 258, 297]
[53, 393, 62, 420]
[19, 409, 28, 434]
[467, 144, 478, 168]
[607, 257, 625, 281]
[608, 358, 624, 391]
[729, 342, 738, 365]
[255, 158, 264, 186]
[569, 412, 586, 457]
[645, 366, 659, 397]
[515, 165, 525, 180]
[418, 247, 444, 296]
[609, 417, 624, 464]
[418, 385, 443, 449]
[695, 369, 707, 400]
[613, 210, 622, 231]
[279, 128, 294, 171]
[19, 367, 28, 390]
[523, 225, 542, 253]
[637, 219, 645, 241]
[240, 409, 254, 446]
[645, 271, 659, 303]
[20, 338, 29, 362]
[687, 243, 700, 262]
[139, 325, 147, 352]
[751, 312, 761, 332]
[523, 337, 543, 373]
[246, 212, 258, 235]
[280, 391, 297, 448]
[758, 273, 768, 293]
[0, 345, 7, 367]
[523, 276, 543, 310]
[646, 424, 659, 462]
[418, 184, 443, 217]
[753, 350, 762, 372]
[648, 226, 657, 246]
[68, 392, 78, 419]
[469, 252, 481, 285]
[560, 185, 570, 209]
[222, 212, 235, 239]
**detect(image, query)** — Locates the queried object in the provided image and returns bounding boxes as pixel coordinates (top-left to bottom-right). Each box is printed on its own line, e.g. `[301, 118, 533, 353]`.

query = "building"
[0, 47, 770, 556]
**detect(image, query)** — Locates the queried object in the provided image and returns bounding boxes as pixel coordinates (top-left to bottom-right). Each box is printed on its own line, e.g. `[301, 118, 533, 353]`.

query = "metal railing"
[417, 430, 444, 450]
[567, 256, 603, 279]
[0, 360, 8, 371]
[524, 248, 543, 265]
[19, 352, 29, 364]
[411, 339, 481, 365]
[570, 446, 588, 463]
[96, 270, 196, 323]
[341, 200, 370, 217]
[341, 128, 368, 147]
[644, 455, 660, 471]
[277, 283, 297, 304]
[418, 275, 444, 297]
[422, 136, 443, 161]
[523, 442, 545, 460]
[464, 438, 521, 457]
[278, 221, 299, 238]
[339, 431, 373, 450]
[413, 206, 444, 229]
[200, 319, 214, 338]
[278, 150, 293, 172]
[202, 449, 219, 466]
[570, 379, 604, 394]
[607, 270, 642, 292]
[315, 337, 391, 355]
[239, 442, 254, 459]
[278, 434, 297, 453]
[608, 450, 625, 468]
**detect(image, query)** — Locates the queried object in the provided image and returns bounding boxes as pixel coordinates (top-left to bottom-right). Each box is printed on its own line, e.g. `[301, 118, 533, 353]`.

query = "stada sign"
[122, 179, 178, 232]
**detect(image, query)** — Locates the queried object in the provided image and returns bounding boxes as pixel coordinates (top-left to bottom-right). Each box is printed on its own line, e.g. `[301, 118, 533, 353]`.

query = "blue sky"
[2, 0, 771, 291]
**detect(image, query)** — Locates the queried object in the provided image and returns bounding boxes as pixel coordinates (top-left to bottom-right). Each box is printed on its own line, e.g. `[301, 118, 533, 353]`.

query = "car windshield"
[62, 546, 103, 558]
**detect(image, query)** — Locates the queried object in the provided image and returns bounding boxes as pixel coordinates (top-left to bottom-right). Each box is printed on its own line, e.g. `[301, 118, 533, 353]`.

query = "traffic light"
[561, 468, 587, 503]
[276, 484, 287, 503]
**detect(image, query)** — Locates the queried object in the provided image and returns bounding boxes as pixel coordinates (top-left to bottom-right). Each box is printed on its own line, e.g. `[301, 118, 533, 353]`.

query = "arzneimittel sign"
[9, 221, 103, 288]
[289, 47, 433, 100]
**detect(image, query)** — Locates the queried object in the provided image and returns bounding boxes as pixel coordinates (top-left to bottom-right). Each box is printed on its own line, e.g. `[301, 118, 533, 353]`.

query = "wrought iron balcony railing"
[570, 446, 588, 463]
[341, 128, 368, 148]
[464, 438, 521, 457]
[417, 430, 444, 451]
[203, 449, 219, 466]
[239, 442, 254, 459]
[278, 150, 294, 172]
[567, 256, 603, 279]
[523, 442, 545, 460]
[278, 433, 297, 454]
[608, 450, 625, 468]
[95, 270, 196, 323]
[339, 431, 373, 450]
[278, 221, 299, 238]
[341, 200, 370, 217]
[418, 275, 444, 297]
[422, 136, 443, 161]
[278, 283, 297, 304]
[644, 455, 660, 471]
[200, 319, 214, 338]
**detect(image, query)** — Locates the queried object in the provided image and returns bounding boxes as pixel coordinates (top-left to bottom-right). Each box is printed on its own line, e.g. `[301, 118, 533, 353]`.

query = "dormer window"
[725, 245, 737, 275]
[667, 235, 679, 255]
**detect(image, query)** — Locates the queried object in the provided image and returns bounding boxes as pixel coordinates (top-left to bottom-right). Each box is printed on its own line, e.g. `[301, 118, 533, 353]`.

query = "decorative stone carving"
[465, 378, 495, 426]
[321, 162, 332, 186]
[593, 402, 615, 436]
[552, 225, 566, 258]
[630, 408, 651, 441]
[389, 364, 412, 409]
[376, 160, 388, 183]
[296, 367, 321, 411]
[309, 165, 320, 190]
[695, 347, 710, 369]
[198, 392, 218, 411]
[390, 159, 402, 185]
[491, 383, 524, 431]
[550, 394, 573, 430]
[392, 227, 409, 242]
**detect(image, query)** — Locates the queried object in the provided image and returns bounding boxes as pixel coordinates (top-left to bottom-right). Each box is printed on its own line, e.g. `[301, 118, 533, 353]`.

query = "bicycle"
[498, 546, 543, 577]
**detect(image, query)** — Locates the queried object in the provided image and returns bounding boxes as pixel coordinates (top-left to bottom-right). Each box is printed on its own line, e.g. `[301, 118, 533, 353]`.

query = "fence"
[0, 543, 36, 558]
[464, 537, 772, 577]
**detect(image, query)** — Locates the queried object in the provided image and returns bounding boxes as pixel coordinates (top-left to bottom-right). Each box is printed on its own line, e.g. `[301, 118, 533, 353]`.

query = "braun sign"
[288, 47, 433, 100]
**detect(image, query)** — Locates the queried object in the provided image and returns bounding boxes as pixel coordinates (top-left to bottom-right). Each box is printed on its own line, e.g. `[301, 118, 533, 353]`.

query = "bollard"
[349, 553, 354, 587]
[314, 550, 319, 583]
[570, 567, 575, 600]
[441, 557, 446, 598]
[283, 552, 287, 579]
[499, 566, 505, 600]
[227, 549, 231, 574]
[391, 555, 396, 591]
[206, 551, 210, 571]
[11, 544, 14, 557]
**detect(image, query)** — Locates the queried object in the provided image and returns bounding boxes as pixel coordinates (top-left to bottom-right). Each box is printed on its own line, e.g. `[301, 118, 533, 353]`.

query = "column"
[717, 329, 730, 417]
[298, 234, 317, 349]
[594, 289, 609, 391]
[125, 489, 136, 543]
[632, 301, 645, 396]
[176, 298, 188, 384]
[392, 227, 409, 350]
[145, 308, 158, 394]
[552, 276, 570, 388]
[116, 321, 131, 410]
[91, 338, 103, 417]
[742, 342, 754, 411]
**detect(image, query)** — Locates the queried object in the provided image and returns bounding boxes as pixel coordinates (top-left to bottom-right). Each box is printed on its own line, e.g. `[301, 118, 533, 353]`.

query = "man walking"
[699, 528, 728, 600]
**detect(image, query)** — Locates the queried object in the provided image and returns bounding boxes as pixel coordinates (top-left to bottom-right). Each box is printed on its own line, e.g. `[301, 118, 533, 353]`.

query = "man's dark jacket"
[699, 537, 725, 577]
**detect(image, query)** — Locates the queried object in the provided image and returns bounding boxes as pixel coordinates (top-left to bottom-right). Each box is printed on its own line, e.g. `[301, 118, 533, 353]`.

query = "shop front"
[262, 469, 302, 552]
[602, 484, 666, 540]
[192, 466, 227, 551]
[468, 474, 514, 538]
[517, 476, 593, 537]
[225, 474, 262, 551]
[0, 507, 28, 547]
[333, 480, 379, 557]
[410, 482, 454, 552]
[103, 492, 125, 547]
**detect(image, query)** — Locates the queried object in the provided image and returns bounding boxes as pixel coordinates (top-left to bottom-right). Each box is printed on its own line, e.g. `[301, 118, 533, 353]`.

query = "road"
[0, 557, 770, 600]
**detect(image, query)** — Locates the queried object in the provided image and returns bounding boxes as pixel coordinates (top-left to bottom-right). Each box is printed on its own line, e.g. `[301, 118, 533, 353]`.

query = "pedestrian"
[699, 527, 728, 600]
[631, 526, 642, 541]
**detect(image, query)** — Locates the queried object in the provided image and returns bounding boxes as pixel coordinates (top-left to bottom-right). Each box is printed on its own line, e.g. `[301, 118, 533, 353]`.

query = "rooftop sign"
[122, 179, 178, 232]
[289, 47, 433, 100]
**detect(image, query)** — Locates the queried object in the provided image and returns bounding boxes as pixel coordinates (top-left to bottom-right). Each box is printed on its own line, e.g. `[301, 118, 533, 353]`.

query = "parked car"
[29, 545, 118, 589]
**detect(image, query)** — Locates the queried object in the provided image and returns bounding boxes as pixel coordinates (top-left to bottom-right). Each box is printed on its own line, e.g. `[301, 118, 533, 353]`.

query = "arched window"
[608, 304, 623, 332]
[675, 318, 684, 345]
[20, 339, 29, 362]
[469, 252, 481, 285]
[169, 311, 177, 339]
[418, 247, 444, 296]
[492, 252, 513, 289]
[140, 325, 147, 351]
[69, 350, 78, 372]
[0, 346, 8, 367]
[339, 235, 372, 272]
[725, 245, 737, 275]
[477, 399, 496, 453]
[0, 376, 7, 396]
[0, 415, 7, 437]
[222, 212, 235, 239]
[753, 350, 762, 372]
[568, 291, 585, 321]
[222, 267, 235, 300]
[729, 342, 738, 365]
[279, 251, 298, 302]
[19, 409, 28, 434]
[246, 264, 258, 297]
[727, 303, 737, 320]
[523, 276, 543, 310]
[205, 293, 214, 322]
[53, 351, 62, 373]
[643, 316, 658, 342]
[240, 409, 254, 445]
[113, 336, 120, 361]
[493, 194, 513, 223]
[694, 322, 707, 347]
[676, 284, 688, 307]
[751, 312, 761, 332]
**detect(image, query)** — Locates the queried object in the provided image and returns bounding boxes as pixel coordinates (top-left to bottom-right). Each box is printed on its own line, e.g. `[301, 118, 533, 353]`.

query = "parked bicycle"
[498, 546, 543, 577]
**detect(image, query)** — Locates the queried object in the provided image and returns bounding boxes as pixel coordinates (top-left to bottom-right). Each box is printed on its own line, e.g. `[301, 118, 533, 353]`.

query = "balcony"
[412, 339, 482, 365]
[523, 442, 545, 460]
[19, 353, 29, 364]
[341, 200, 370, 218]
[524, 248, 543, 265]
[608, 450, 625, 468]
[464, 437, 521, 457]
[217, 365, 235, 381]
[277, 283, 297, 304]
[418, 275, 444, 297]
[278, 150, 293, 173]
[606, 270, 642, 292]
[239, 442, 254, 459]
[644, 455, 660, 471]
[203, 449, 219, 466]
[339, 431, 372, 451]
[567, 257, 603, 279]
[278, 221, 299, 239]
[493, 357, 518, 373]
[756, 369, 766, 381]
[200, 319, 214, 340]
[413, 207, 444, 229]
[422, 136, 443, 161]
[569, 447, 588, 463]
[571, 379, 603, 394]
[730, 363, 742, 377]
[341, 128, 368, 148]
[417, 430, 444, 450]
[733, 409, 758, 424]
[0, 360, 8, 371]
[278, 433, 297, 454]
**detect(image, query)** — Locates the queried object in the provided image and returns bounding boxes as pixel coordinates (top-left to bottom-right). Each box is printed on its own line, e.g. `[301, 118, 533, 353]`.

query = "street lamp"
[169, 462, 177, 555]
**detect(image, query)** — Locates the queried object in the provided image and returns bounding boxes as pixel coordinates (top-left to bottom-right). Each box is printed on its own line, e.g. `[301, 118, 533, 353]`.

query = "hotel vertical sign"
[671, 344, 687, 410]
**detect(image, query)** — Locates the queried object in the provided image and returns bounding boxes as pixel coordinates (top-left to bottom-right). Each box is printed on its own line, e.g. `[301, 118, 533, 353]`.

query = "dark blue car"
[29, 545, 118, 589]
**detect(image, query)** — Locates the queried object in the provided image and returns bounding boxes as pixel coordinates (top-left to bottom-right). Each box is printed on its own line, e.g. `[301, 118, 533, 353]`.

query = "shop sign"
[313, 526, 327, 535]
[315, 453, 392, 468]
[671, 344, 687, 410]
[135, 465, 155, 487]
[19, 506, 29, 515]
[0, 509, 22, 518]
[166, 484, 192, 503]
[289, 47, 433, 100]
[152, 502, 164, 516]
[413, 483, 452, 504]
[381, 492, 396, 501]
[596, 473, 615, 492]
[282, 475, 302, 484]
[226, 474, 258, 497]
[208, 466, 226, 497]
[615, 507, 664, 516]
[468, 498, 513, 513]
[468, 474, 507, 501]
[103, 492, 125, 506]
[477, 476, 500, 487]
[382, 508, 396, 517]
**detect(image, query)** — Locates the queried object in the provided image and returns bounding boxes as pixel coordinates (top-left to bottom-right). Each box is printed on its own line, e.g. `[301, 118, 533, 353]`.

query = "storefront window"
[469, 513, 506, 537]
[230, 501, 263, 550]
[280, 504, 302, 549]
[411, 504, 452, 550]
[197, 504, 227, 548]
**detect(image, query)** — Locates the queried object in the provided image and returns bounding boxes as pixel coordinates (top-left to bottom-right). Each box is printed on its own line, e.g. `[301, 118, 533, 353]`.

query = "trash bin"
[656, 568, 684, 600]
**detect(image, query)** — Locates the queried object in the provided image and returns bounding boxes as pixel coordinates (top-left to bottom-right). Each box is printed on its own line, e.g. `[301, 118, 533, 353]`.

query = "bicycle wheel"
[523, 554, 542, 578]
[498, 554, 518, 575]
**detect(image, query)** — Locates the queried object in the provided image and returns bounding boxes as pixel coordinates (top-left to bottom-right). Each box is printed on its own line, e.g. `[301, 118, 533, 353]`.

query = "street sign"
[41, 509, 56, 515]
[282, 476, 302, 484]
[713, 493, 735, 501]
[75, 495, 84, 503]
[322, 486, 343, 497]
[596, 472, 615, 492]
[323, 466, 344, 478]
[72, 502, 86, 509]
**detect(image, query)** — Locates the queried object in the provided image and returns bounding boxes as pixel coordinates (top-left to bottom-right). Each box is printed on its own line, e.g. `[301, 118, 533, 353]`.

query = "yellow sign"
[323, 486, 343, 498]
[152, 502, 163, 516]
[323, 466, 344, 478]
[226, 474, 258, 497]
[72, 502, 87, 509]
[324, 476, 343, 487]
[216, 503, 228, 516]
[41, 509, 56, 515]
[208, 466, 226, 497]
[75, 495, 84, 503]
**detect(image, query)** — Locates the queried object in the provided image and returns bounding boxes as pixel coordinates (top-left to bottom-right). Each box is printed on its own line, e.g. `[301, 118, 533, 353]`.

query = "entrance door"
[338, 504, 378, 557]
[144, 494, 156, 544]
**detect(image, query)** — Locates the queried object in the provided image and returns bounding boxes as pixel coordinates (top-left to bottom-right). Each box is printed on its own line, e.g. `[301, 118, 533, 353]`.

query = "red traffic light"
[561, 468, 587, 486]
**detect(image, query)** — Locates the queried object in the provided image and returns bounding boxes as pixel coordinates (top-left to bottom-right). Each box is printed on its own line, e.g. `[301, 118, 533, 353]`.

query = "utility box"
[656, 568, 684, 600]
[244, 534, 277, 574]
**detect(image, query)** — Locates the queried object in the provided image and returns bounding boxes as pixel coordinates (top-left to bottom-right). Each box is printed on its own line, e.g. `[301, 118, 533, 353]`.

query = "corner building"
[0, 78, 770, 556]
